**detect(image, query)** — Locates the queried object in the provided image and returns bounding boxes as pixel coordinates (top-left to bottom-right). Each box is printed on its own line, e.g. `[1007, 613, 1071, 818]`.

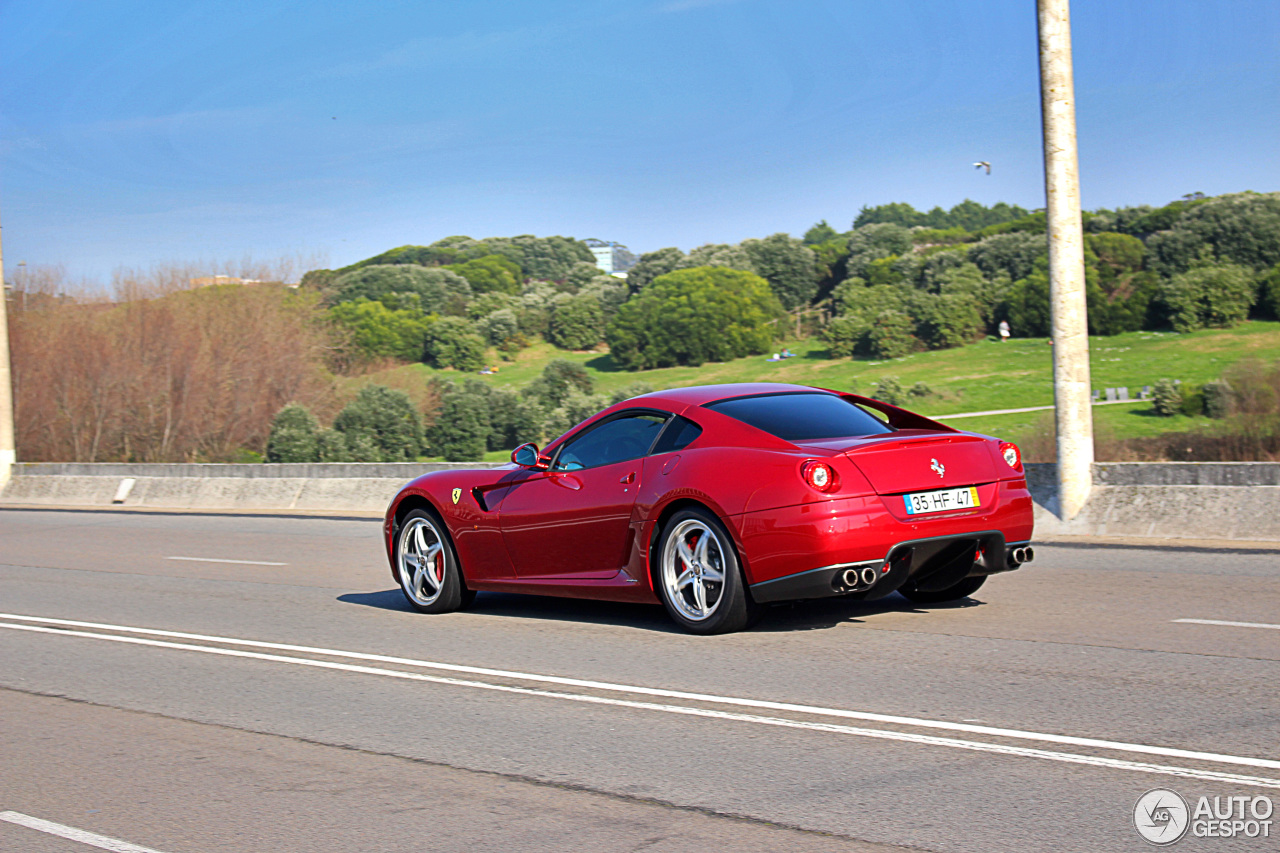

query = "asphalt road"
[1, 508, 1277, 852]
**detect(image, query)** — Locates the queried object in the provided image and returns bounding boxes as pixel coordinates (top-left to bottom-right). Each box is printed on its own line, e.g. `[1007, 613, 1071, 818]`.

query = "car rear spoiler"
[837, 393, 958, 433]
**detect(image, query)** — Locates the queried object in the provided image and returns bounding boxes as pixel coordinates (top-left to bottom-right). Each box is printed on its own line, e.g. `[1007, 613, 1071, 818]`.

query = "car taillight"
[999, 442, 1022, 471]
[802, 461, 837, 492]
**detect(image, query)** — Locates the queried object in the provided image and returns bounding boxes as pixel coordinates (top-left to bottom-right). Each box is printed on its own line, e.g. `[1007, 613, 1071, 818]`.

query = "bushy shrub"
[266, 404, 319, 463]
[605, 267, 783, 370]
[446, 254, 522, 295]
[873, 376, 904, 405]
[1151, 378, 1183, 417]
[911, 292, 983, 350]
[328, 299, 430, 362]
[524, 359, 593, 407]
[425, 385, 491, 461]
[1202, 380, 1235, 419]
[333, 385, 423, 461]
[1159, 261, 1256, 332]
[740, 233, 819, 310]
[1006, 267, 1052, 337]
[332, 265, 471, 315]
[423, 317, 487, 371]
[909, 382, 932, 398]
[316, 428, 350, 462]
[1258, 263, 1280, 319]
[625, 247, 684, 292]
[549, 293, 605, 350]
[477, 309, 521, 347]
[822, 316, 863, 358]
[866, 310, 917, 359]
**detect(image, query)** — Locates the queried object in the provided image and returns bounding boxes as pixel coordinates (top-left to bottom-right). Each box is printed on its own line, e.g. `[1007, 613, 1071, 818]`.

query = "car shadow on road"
[337, 588, 682, 632]
[755, 594, 985, 632]
[338, 588, 984, 634]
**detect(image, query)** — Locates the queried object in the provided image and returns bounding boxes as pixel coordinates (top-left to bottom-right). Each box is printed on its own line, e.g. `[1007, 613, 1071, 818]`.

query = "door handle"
[619, 472, 635, 485]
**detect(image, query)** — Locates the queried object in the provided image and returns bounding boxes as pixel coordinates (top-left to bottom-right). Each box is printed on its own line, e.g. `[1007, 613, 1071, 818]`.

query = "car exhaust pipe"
[839, 566, 880, 591]
[1006, 546, 1035, 569]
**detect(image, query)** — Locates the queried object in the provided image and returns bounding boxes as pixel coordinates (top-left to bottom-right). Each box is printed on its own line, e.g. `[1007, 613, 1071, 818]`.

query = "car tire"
[396, 508, 473, 613]
[656, 508, 760, 634]
[898, 573, 987, 604]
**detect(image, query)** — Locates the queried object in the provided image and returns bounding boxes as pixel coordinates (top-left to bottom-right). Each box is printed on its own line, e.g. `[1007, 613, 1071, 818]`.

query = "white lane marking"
[2, 620, 1280, 790]
[1175, 618, 1280, 631]
[3, 612, 1278, 772]
[0, 811, 170, 853]
[165, 556, 287, 566]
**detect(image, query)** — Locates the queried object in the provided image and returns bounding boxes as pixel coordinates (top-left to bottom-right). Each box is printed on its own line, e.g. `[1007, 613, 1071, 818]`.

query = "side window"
[553, 413, 667, 471]
[651, 415, 703, 455]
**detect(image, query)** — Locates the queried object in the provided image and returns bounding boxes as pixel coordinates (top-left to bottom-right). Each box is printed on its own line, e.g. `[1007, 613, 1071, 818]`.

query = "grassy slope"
[355, 320, 1280, 447]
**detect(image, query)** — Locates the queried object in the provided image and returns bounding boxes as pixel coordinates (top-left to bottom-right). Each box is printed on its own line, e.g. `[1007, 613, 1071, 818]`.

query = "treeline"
[267, 360, 655, 463]
[300, 192, 1280, 380]
[296, 235, 631, 372]
[820, 191, 1280, 359]
[9, 277, 335, 463]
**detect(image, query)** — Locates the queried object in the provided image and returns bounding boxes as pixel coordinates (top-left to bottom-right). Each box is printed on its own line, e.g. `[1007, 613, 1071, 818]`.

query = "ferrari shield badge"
[451, 488, 462, 505]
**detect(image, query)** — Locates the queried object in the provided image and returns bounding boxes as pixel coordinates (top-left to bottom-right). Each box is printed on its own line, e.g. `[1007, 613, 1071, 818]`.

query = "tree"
[911, 291, 983, 350]
[678, 243, 757, 273]
[1146, 192, 1280, 277]
[423, 317, 487, 371]
[333, 385, 423, 462]
[803, 220, 840, 245]
[626, 247, 685, 292]
[1159, 261, 1257, 332]
[605, 267, 784, 370]
[969, 232, 1046, 283]
[426, 383, 492, 461]
[266, 404, 319, 463]
[332, 265, 471, 315]
[1152, 379, 1183, 416]
[549, 293, 606, 350]
[446, 254, 522, 295]
[1259, 263, 1280, 320]
[327, 299, 430, 362]
[1005, 267, 1052, 338]
[741, 233, 819, 310]
[477, 309, 521, 347]
[866, 311, 917, 359]
[485, 235, 595, 281]
[845, 224, 913, 279]
[524, 359, 593, 407]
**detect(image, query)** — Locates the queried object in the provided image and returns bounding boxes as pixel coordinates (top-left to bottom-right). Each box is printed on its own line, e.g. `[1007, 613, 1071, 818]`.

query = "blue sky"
[1, 0, 1277, 282]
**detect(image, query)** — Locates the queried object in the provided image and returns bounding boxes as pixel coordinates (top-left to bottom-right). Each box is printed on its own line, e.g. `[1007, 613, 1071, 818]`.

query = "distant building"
[189, 275, 263, 287]
[585, 240, 637, 276]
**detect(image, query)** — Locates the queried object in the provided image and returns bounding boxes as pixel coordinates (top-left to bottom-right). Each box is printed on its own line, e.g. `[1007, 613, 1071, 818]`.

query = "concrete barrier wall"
[3, 461, 1277, 543]
[1025, 463, 1280, 543]
[0, 462, 504, 514]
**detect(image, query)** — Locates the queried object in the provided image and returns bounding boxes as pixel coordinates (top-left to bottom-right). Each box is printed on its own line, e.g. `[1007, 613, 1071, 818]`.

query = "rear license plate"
[902, 487, 980, 515]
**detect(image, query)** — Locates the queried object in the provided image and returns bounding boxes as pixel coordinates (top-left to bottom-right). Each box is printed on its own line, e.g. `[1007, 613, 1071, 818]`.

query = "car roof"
[635, 382, 832, 409]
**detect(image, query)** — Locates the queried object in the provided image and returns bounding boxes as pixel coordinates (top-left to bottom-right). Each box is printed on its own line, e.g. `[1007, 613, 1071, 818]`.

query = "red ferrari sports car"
[383, 383, 1035, 634]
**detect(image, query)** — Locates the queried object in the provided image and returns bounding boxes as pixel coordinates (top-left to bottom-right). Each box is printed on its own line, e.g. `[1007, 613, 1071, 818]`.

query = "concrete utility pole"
[0, 207, 13, 488]
[1037, 0, 1093, 519]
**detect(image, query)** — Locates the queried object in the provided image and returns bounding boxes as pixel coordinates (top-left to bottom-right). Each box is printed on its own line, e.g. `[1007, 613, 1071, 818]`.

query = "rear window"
[704, 392, 893, 442]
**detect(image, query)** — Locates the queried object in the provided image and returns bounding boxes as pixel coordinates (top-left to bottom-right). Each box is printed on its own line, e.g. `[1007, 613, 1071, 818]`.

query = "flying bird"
[974, 161, 991, 174]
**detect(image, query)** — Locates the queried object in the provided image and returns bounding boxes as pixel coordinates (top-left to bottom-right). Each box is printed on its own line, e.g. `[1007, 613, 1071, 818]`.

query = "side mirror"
[511, 443, 547, 469]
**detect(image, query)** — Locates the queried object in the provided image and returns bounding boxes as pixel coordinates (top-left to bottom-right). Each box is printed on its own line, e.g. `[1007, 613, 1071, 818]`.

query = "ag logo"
[1134, 788, 1190, 845]
[930, 458, 945, 478]
[451, 488, 461, 505]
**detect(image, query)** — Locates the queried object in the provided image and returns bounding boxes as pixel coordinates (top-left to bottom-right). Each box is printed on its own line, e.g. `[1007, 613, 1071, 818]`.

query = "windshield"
[704, 392, 894, 442]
